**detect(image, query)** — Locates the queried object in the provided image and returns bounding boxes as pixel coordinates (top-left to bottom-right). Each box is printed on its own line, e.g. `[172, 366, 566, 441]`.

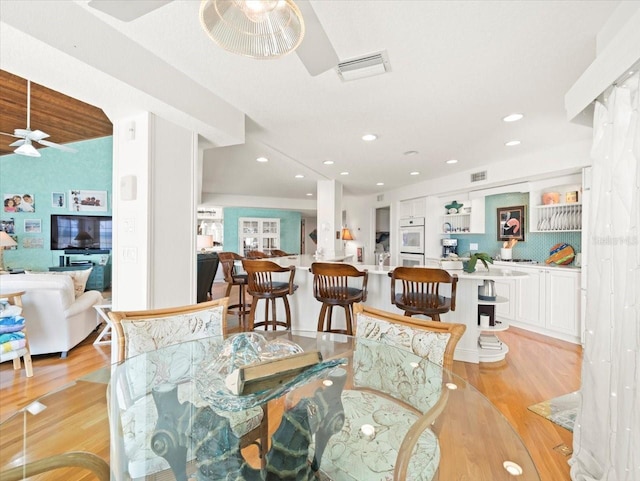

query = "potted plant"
[464, 252, 493, 273]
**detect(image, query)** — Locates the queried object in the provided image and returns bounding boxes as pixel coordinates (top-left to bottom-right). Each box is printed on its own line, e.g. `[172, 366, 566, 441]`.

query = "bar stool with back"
[389, 266, 458, 321]
[217, 252, 251, 328]
[310, 262, 368, 335]
[242, 259, 297, 330]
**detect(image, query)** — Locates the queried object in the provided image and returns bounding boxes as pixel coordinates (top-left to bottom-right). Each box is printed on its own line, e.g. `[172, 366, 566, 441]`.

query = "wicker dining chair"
[108, 298, 268, 478]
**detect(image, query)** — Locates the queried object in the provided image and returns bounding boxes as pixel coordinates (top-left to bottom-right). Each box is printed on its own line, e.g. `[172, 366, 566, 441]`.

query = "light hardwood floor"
[0, 283, 582, 481]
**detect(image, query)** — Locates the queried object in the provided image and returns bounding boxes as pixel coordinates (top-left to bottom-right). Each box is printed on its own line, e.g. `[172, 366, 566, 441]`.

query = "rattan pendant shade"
[200, 0, 305, 59]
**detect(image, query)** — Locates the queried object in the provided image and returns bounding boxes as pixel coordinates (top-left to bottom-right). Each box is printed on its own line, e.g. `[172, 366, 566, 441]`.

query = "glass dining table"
[0, 331, 540, 481]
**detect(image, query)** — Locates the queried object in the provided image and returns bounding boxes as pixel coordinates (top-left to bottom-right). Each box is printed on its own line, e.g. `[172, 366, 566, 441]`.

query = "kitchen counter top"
[493, 260, 581, 271]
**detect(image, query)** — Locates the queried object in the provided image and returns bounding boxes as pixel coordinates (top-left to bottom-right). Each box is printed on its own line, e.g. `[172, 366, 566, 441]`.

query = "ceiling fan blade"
[87, 0, 173, 22]
[13, 128, 30, 137]
[9, 139, 26, 147]
[0, 131, 21, 138]
[29, 130, 50, 141]
[37, 139, 78, 153]
[295, 0, 339, 76]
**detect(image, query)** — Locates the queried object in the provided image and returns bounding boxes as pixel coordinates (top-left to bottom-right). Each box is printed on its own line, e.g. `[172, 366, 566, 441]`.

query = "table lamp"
[197, 235, 214, 252]
[341, 227, 354, 252]
[0, 231, 18, 272]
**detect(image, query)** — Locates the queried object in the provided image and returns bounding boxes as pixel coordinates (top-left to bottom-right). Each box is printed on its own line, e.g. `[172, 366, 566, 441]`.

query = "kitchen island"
[262, 254, 527, 363]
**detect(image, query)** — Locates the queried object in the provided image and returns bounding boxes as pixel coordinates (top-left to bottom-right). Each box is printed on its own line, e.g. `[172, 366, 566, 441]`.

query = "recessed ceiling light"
[404, 150, 419, 156]
[376, 182, 384, 186]
[340, 171, 349, 176]
[503, 113, 524, 122]
[503, 461, 523, 476]
[256, 156, 268, 162]
[295, 174, 304, 178]
[446, 159, 458, 164]
[362, 134, 377, 141]
[410, 171, 420, 176]
[505, 140, 521, 146]
[323, 160, 334, 165]
[306, 193, 313, 196]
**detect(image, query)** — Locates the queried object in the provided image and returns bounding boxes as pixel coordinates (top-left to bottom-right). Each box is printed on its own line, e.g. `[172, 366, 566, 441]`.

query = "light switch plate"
[470, 243, 479, 251]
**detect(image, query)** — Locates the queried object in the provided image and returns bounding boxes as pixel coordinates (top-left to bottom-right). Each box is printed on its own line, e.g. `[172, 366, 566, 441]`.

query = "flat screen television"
[51, 214, 112, 253]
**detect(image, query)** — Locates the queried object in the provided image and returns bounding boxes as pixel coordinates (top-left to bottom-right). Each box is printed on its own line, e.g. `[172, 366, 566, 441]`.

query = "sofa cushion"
[2, 273, 76, 310]
[38, 268, 93, 298]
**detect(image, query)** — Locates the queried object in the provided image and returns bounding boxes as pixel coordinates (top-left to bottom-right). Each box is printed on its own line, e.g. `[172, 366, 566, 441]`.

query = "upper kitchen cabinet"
[529, 174, 582, 233]
[440, 195, 485, 234]
[400, 197, 426, 219]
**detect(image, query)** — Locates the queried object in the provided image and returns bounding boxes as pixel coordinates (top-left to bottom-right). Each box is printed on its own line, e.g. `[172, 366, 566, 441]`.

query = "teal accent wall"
[0, 137, 113, 271]
[223, 207, 301, 254]
[451, 192, 581, 263]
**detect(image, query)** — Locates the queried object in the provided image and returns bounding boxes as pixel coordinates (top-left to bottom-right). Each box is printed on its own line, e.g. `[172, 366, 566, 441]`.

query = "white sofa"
[0, 273, 103, 357]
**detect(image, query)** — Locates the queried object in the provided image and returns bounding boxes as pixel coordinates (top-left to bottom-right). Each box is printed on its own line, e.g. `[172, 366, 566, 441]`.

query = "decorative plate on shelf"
[545, 243, 575, 265]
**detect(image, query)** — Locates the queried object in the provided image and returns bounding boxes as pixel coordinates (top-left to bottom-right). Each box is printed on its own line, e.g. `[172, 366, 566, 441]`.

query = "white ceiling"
[0, 0, 622, 202]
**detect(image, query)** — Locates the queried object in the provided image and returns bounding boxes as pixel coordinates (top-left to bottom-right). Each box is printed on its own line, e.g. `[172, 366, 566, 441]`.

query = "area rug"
[78, 366, 111, 384]
[528, 391, 580, 432]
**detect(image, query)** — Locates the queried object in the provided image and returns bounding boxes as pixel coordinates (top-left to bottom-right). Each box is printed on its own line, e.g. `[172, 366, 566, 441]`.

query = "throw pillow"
[40, 268, 93, 297]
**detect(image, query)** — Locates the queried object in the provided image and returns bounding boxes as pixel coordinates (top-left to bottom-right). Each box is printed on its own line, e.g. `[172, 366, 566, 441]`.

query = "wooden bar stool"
[389, 267, 457, 321]
[310, 262, 368, 335]
[217, 252, 251, 328]
[242, 259, 297, 330]
[246, 250, 269, 259]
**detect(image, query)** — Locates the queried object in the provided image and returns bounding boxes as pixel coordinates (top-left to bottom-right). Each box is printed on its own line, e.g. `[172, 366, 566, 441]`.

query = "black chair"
[196, 253, 219, 303]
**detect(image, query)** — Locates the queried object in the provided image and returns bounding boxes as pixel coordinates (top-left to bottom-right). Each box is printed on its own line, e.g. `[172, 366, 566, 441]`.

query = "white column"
[316, 180, 343, 258]
[112, 112, 198, 311]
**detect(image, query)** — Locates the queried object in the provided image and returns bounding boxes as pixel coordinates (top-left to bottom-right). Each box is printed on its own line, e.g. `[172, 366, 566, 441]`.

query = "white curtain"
[570, 70, 639, 480]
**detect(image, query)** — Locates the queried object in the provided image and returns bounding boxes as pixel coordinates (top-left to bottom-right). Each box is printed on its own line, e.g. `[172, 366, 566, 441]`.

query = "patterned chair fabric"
[317, 304, 465, 481]
[109, 298, 265, 479]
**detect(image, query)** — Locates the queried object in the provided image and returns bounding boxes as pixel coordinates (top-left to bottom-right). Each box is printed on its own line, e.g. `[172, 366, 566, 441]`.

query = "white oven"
[399, 217, 425, 254]
[399, 253, 425, 267]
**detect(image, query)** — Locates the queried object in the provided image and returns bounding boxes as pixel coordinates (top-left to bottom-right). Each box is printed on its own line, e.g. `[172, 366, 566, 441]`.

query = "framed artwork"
[52, 192, 66, 208]
[24, 218, 42, 234]
[497, 205, 525, 242]
[0, 218, 15, 234]
[23, 237, 43, 249]
[3, 193, 35, 213]
[357, 247, 364, 263]
[69, 190, 108, 212]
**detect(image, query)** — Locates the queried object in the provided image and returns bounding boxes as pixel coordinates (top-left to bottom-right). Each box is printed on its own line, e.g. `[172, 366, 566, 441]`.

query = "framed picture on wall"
[69, 190, 107, 212]
[23, 237, 43, 249]
[0, 218, 15, 234]
[497, 205, 525, 242]
[24, 218, 42, 233]
[52, 192, 66, 208]
[3, 193, 35, 213]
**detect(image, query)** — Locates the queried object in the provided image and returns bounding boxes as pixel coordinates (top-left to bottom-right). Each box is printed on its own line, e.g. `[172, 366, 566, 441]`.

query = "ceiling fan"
[86, 0, 339, 76]
[0, 80, 77, 158]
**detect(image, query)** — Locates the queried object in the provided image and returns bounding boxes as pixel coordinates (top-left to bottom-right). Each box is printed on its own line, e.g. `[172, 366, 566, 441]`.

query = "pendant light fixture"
[200, 0, 305, 59]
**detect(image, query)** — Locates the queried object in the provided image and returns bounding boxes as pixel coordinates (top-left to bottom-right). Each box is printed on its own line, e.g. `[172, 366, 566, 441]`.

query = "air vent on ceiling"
[336, 51, 390, 82]
[471, 171, 487, 183]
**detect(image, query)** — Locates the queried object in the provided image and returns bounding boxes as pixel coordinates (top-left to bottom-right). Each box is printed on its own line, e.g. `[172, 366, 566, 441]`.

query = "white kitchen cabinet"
[545, 269, 580, 338]
[400, 197, 426, 219]
[511, 265, 581, 343]
[493, 278, 516, 321]
[238, 217, 280, 256]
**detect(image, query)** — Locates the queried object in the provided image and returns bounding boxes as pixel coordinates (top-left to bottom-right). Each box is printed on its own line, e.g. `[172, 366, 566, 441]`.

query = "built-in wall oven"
[399, 252, 425, 267]
[399, 217, 425, 265]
